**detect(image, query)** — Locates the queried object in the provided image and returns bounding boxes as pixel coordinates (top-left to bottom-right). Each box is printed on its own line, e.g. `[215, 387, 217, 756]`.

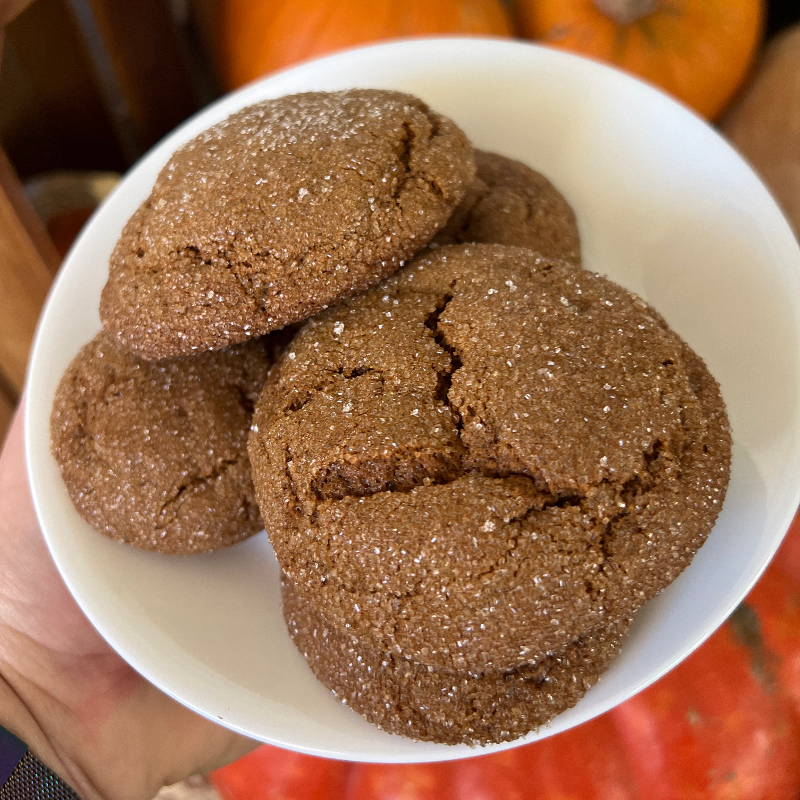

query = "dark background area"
[766, 0, 800, 37]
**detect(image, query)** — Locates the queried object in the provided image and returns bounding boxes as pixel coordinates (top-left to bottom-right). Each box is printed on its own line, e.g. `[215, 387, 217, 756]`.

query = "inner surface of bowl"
[25, 38, 800, 761]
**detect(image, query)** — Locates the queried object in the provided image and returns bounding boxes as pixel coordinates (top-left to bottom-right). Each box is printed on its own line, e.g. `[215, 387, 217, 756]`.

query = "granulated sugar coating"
[432, 150, 581, 264]
[249, 244, 731, 687]
[283, 575, 631, 745]
[51, 333, 272, 554]
[100, 90, 475, 360]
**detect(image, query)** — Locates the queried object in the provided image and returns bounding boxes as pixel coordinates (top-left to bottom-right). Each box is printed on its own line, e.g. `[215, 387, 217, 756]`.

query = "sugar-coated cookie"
[100, 90, 475, 359]
[51, 334, 271, 553]
[433, 150, 580, 263]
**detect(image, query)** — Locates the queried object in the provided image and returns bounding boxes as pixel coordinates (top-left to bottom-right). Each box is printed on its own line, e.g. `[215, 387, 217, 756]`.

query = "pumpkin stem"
[593, 0, 658, 25]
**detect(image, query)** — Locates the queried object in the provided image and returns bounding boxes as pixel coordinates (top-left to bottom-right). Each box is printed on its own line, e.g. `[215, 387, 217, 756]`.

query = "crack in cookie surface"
[100, 90, 475, 360]
[249, 244, 731, 671]
[282, 574, 632, 745]
[51, 334, 272, 553]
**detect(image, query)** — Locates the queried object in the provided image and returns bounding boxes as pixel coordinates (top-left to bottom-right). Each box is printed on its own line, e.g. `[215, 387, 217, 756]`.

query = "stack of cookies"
[51, 89, 731, 745]
[51, 89, 474, 554]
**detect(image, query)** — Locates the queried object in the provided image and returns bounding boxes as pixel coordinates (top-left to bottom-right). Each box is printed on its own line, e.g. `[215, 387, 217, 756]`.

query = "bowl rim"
[24, 35, 800, 761]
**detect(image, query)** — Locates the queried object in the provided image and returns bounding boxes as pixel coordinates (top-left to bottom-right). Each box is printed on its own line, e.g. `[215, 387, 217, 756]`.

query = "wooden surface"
[0, 148, 56, 405]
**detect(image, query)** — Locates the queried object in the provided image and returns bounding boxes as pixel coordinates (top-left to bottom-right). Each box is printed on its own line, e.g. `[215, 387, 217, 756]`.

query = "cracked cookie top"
[51, 333, 272, 554]
[432, 150, 581, 263]
[248, 244, 731, 671]
[100, 89, 475, 360]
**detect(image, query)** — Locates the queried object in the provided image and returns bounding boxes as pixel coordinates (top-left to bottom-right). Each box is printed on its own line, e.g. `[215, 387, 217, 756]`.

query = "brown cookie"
[100, 90, 475, 360]
[432, 150, 581, 263]
[282, 575, 631, 745]
[249, 244, 731, 672]
[51, 333, 272, 554]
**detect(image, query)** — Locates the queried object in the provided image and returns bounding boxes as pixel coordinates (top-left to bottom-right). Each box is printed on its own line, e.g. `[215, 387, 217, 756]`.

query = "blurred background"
[1, 0, 799, 444]
[5, 4, 800, 797]
[3, 0, 798, 187]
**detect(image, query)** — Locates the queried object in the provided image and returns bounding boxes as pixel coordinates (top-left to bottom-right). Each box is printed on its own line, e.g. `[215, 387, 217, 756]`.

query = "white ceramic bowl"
[25, 38, 800, 762]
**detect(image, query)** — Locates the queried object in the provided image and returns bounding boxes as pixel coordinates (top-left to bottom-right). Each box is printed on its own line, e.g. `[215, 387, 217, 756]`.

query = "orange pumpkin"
[514, 0, 764, 119]
[219, 0, 514, 91]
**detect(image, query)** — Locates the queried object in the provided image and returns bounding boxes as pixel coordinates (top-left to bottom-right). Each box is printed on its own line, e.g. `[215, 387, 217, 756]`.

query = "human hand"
[0, 405, 256, 800]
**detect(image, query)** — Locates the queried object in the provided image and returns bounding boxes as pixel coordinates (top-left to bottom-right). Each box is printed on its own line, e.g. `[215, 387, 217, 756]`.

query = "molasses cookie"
[283, 574, 631, 745]
[100, 90, 475, 360]
[51, 333, 272, 554]
[433, 150, 581, 263]
[250, 244, 731, 673]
